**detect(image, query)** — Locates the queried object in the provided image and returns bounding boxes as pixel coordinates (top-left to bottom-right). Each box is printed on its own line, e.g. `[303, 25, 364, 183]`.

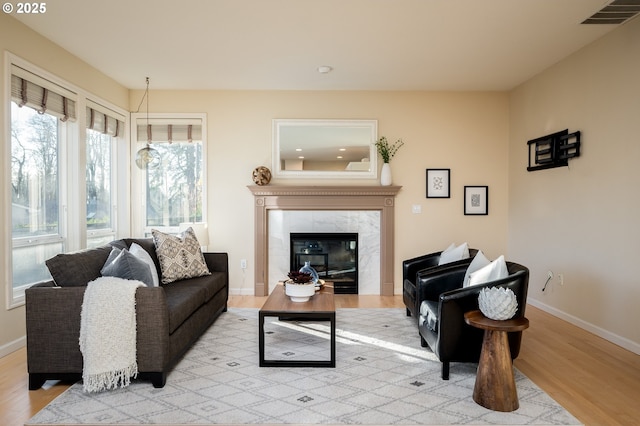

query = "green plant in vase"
[375, 136, 404, 163]
[375, 136, 404, 186]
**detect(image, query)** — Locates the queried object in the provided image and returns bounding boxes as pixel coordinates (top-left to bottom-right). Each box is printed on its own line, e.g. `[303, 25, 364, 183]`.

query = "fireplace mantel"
[248, 185, 402, 296]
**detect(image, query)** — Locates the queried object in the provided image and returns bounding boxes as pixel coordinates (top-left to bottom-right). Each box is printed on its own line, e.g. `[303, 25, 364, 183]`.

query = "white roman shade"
[11, 65, 77, 122]
[86, 102, 125, 137]
[136, 118, 202, 143]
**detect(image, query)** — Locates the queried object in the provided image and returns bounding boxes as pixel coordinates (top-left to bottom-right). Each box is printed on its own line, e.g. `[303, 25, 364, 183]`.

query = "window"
[131, 114, 206, 236]
[6, 56, 127, 307]
[10, 103, 65, 296]
[85, 102, 124, 248]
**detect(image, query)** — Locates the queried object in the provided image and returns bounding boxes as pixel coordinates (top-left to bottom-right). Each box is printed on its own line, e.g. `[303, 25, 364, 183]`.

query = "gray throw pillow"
[100, 247, 154, 287]
[45, 245, 112, 286]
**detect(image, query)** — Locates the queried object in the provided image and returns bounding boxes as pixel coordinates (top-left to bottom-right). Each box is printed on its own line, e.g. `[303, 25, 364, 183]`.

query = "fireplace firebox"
[290, 233, 358, 294]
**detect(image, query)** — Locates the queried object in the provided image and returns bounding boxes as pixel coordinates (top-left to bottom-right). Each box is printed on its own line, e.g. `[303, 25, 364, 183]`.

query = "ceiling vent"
[582, 0, 640, 24]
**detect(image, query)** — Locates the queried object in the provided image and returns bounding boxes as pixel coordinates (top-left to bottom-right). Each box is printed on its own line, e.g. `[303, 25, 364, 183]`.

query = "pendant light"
[135, 77, 161, 169]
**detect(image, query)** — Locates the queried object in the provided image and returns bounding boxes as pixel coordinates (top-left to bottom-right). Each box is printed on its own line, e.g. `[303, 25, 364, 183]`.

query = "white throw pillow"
[463, 250, 491, 287]
[468, 255, 508, 286]
[438, 242, 470, 265]
[130, 243, 160, 287]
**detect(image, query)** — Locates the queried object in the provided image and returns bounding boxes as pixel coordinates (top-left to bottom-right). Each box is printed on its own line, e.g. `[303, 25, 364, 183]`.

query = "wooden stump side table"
[464, 310, 529, 412]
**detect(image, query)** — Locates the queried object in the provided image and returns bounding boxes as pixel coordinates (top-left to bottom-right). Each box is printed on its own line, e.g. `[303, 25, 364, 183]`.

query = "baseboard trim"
[528, 299, 640, 355]
[0, 335, 25, 358]
[229, 287, 255, 296]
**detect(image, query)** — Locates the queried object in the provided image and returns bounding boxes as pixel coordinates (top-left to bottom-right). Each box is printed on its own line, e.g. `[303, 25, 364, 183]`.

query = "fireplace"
[290, 232, 358, 294]
[248, 185, 402, 296]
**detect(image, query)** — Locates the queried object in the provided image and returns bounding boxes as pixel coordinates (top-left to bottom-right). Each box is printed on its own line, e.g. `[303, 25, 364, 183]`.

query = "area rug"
[27, 308, 581, 425]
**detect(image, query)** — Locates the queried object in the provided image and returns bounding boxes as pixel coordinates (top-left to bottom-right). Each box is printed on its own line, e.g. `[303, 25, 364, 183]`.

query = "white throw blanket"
[79, 276, 144, 393]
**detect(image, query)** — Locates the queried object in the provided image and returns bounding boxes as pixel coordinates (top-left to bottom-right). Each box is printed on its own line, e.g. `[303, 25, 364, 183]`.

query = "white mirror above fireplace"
[272, 119, 378, 179]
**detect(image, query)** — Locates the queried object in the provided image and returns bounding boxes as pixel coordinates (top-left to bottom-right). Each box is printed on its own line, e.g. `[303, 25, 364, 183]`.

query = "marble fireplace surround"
[248, 185, 402, 296]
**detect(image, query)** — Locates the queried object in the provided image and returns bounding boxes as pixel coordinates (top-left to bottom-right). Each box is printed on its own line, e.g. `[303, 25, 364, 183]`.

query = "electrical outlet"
[412, 204, 422, 214]
[240, 259, 247, 269]
[547, 270, 554, 280]
[558, 273, 564, 286]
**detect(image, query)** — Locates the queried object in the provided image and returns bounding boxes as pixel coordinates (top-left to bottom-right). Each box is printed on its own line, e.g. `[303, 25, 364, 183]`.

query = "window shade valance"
[11, 66, 77, 122]
[136, 119, 202, 143]
[86, 104, 125, 137]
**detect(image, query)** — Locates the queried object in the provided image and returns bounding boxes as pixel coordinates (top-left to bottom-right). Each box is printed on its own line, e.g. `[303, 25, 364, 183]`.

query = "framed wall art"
[426, 168, 450, 198]
[464, 186, 488, 215]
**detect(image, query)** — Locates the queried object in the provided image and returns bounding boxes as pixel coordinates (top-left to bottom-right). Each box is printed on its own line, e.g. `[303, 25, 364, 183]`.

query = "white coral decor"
[478, 287, 518, 320]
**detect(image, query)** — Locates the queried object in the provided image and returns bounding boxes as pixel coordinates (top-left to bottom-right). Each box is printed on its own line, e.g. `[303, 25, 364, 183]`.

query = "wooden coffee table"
[259, 283, 336, 367]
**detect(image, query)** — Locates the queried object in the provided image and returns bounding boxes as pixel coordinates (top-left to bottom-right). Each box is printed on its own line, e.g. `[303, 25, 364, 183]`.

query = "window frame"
[130, 113, 207, 238]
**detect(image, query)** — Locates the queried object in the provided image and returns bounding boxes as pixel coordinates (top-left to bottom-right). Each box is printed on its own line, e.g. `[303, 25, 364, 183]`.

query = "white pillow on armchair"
[438, 242, 470, 265]
[468, 255, 508, 286]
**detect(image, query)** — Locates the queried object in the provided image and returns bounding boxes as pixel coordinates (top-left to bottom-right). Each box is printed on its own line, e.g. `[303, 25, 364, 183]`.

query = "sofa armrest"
[135, 286, 170, 371]
[26, 283, 85, 374]
[203, 252, 228, 273]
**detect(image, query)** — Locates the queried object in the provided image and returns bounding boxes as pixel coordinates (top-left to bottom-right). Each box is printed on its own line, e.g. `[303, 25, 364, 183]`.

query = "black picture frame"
[464, 186, 488, 215]
[426, 168, 450, 198]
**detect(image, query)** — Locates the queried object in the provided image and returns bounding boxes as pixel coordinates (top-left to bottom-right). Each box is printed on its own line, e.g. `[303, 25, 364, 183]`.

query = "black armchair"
[417, 261, 528, 379]
[402, 248, 478, 319]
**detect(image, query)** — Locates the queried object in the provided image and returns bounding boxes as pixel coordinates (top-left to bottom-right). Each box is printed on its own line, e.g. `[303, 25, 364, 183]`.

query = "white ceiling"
[11, 0, 622, 91]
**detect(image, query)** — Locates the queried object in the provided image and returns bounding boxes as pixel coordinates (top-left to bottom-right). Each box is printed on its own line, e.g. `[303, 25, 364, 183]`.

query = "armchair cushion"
[462, 250, 490, 287]
[468, 255, 508, 286]
[438, 242, 470, 265]
[419, 300, 439, 332]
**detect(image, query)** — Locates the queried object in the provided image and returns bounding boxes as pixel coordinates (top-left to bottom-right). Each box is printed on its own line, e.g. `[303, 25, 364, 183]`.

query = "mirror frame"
[272, 119, 378, 179]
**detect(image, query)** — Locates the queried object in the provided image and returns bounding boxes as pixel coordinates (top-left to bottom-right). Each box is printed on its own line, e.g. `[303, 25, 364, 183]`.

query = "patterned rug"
[27, 308, 581, 425]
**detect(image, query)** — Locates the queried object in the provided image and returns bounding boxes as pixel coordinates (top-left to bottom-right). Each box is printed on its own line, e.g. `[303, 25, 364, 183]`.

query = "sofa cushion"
[101, 247, 154, 287]
[162, 281, 208, 334]
[111, 238, 162, 279]
[130, 243, 160, 287]
[152, 228, 211, 285]
[161, 271, 227, 333]
[46, 245, 112, 287]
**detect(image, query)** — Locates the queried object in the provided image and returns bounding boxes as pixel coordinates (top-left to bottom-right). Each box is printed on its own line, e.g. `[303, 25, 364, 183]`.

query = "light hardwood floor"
[2, 295, 639, 426]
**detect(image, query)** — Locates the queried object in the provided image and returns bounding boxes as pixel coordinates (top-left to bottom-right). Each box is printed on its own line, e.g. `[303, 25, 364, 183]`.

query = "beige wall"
[0, 14, 128, 354]
[132, 90, 510, 297]
[508, 17, 640, 352]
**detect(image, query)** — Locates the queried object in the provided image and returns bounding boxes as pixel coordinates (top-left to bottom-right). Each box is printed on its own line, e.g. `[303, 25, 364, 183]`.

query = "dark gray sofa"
[25, 238, 228, 390]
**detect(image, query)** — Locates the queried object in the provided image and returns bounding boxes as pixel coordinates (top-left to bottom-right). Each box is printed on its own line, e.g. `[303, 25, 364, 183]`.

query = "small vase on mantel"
[380, 162, 392, 186]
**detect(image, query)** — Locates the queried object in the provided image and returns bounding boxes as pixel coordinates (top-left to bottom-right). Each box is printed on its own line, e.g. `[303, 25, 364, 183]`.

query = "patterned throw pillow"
[151, 227, 211, 285]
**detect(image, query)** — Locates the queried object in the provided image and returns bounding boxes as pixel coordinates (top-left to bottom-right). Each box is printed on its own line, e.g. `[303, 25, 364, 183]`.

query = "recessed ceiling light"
[298, 156, 304, 159]
[318, 65, 333, 74]
[295, 148, 302, 151]
[339, 148, 346, 151]
[337, 156, 343, 159]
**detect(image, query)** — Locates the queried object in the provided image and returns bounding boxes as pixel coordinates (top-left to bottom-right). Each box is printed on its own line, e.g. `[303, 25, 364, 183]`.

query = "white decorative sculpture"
[478, 287, 518, 320]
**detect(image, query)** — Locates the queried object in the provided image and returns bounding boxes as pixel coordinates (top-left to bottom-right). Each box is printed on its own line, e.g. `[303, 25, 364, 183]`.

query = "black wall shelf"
[527, 129, 581, 172]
